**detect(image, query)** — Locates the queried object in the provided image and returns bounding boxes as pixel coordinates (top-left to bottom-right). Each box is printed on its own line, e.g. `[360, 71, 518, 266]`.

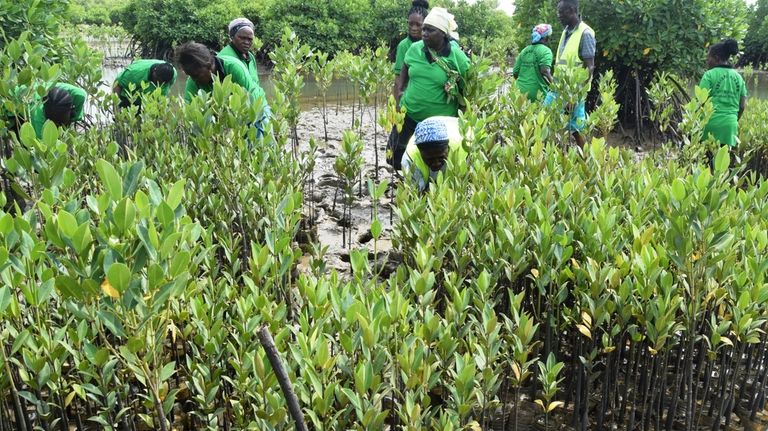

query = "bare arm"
[739, 96, 746, 120]
[583, 57, 595, 81]
[112, 83, 122, 95]
[540, 66, 553, 85]
[396, 64, 409, 106]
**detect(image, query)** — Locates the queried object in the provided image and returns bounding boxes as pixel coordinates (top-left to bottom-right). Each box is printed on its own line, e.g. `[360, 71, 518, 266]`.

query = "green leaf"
[57, 210, 78, 238]
[0, 286, 11, 315]
[371, 218, 382, 240]
[122, 162, 144, 198]
[166, 179, 186, 210]
[159, 361, 176, 381]
[42, 121, 58, 150]
[19, 122, 38, 149]
[95, 159, 122, 201]
[169, 251, 190, 278]
[97, 310, 126, 338]
[113, 198, 136, 234]
[714, 146, 730, 173]
[107, 263, 131, 293]
[670, 178, 686, 202]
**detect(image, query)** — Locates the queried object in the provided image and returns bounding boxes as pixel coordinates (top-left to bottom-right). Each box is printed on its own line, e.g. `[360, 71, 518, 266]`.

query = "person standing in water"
[513, 24, 554, 102]
[699, 39, 747, 148]
[544, 0, 595, 148]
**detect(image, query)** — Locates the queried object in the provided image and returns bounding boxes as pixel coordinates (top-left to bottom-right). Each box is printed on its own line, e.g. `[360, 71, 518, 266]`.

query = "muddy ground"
[297, 105, 398, 275]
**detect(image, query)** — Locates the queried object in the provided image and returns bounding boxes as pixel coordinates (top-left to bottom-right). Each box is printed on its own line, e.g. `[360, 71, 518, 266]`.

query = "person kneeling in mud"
[401, 116, 466, 192]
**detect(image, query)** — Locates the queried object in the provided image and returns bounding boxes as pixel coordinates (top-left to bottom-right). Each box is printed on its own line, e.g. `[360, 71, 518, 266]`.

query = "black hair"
[558, 0, 579, 12]
[709, 39, 739, 62]
[43, 87, 74, 126]
[408, 0, 429, 19]
[175, 42, 214, 73]
[149, 62, 175, 85]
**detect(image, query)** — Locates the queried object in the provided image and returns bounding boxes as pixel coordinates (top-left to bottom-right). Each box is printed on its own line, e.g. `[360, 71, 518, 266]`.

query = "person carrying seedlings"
[392, 7, 470, 171]
[401, 116, 467, 192]
[544, 0, 595, 148]
[513, 24, 554, 102]
[112, 59, 176, 109]
[5, 83, 87, 139]
[699, 39, 747, 148]
[176, 41, 270, 135]
[220, 18, 262, 86]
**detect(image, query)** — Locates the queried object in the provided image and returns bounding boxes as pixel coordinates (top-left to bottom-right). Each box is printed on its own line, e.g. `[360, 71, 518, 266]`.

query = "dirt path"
[297, 105, 399, 275]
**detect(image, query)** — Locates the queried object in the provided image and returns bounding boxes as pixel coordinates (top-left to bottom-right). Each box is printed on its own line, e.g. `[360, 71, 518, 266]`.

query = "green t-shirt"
[393, 37, 416, 75]
[401, 41, 471, 123]
[513, 43, 553, 101]
[115, 59, 177, 98]
[184, 56, 267, 111]
[30, 83, 87, 139]
[218, 44, 261, 86]
[700, 66, 747, 147]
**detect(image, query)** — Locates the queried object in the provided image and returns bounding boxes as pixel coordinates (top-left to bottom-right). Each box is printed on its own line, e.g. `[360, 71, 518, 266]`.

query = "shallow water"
[101, 58, 368, 109]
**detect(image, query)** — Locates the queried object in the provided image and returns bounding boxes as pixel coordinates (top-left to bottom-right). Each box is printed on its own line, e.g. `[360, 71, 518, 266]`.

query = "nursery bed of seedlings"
[4, 11, 768, 431]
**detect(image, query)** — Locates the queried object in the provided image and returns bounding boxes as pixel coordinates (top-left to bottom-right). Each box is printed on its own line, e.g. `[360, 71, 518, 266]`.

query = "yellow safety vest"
[556, 21, 594, 68]
[405, 116, 468, 182]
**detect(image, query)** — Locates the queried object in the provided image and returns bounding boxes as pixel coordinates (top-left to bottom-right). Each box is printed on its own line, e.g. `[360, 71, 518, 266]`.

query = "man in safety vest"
[544, 0, 596, 148]
[401, 116, 467, 193]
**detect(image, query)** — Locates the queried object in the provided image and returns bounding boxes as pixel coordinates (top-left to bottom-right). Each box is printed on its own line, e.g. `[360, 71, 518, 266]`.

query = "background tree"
[740, 0, 768, 67]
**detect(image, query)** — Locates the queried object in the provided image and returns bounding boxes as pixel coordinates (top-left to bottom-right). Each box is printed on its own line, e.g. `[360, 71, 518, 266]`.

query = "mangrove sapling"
[536, 353, 565, 431]
[334, 131, 364, 250]
[368, 45, 392, 181]
[269, 29, 312, 157]
[309, 51, 336, 144]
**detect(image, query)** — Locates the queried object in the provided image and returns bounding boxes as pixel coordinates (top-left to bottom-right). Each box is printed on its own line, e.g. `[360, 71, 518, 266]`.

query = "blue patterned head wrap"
[415, 118, 449, 148]
[532, 24, 553, 44]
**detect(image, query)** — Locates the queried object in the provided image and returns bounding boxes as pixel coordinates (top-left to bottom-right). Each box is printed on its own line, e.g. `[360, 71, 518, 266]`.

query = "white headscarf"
[228, 18, 254, 37]
[423, 7, 459, 40]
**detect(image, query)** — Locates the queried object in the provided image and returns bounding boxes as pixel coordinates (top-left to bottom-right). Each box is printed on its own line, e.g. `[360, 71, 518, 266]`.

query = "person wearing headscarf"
[390, 7, 470, 171]
[219, 18, 261, 85]
[401, 116, 467, 192]
[513, 24, 554, 101]
[113, 60, 176, 110]
[177, 41, 269, 136]
[700, 39, 747, 148]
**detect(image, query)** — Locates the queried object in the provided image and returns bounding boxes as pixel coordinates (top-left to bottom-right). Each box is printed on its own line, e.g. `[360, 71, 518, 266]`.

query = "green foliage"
[261, 0, 372, 55]
[115, 0, 512, 58]
[514, 0, 747, 76]
[0, 0, 69, 52]
[67, 0, 126, 26]
[118, 0, 246, 56]
[741, 0, 768, 67]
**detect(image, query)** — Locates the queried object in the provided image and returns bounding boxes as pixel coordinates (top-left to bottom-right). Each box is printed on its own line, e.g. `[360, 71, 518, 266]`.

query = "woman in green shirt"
[513, 24, 554, 101]
[113, 59, 176, 109]
[387, 0, 429, 168]
[699, 38, 747, 148]
[219, 18, 261, 86]
[392, 7, 469, 170]
[176, 42, 269, 135]
[393, 1, 429, 95]
[13, 83, 87, 139]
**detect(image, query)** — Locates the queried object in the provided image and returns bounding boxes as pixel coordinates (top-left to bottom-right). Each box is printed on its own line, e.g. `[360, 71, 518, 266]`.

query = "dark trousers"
[387, 115, 417, 171]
